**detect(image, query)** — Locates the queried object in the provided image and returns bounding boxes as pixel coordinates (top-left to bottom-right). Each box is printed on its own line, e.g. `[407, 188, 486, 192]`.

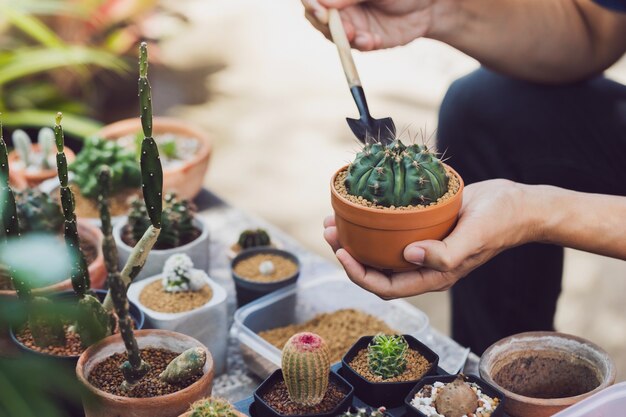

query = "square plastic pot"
[340, 335, 439, 408]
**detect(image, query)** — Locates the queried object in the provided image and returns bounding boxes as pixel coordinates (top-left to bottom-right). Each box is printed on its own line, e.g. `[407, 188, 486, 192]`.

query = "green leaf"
[0, 6, 64, 47]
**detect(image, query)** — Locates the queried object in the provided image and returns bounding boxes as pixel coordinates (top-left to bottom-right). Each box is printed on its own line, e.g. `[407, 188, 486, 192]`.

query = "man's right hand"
[301, 0, 447, 51]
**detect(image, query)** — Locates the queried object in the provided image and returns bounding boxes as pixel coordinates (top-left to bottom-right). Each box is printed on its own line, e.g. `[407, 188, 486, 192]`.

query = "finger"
[319, 0, 366, 8]
[353, 31, 376, 51]
[302, 0, 329, 24]
[323, 215, 336, 228]
[336, 249, 390, 295]
[305, 11, 332, 39]
[405, 229, 478, 272]
[323, 226, 341, 252]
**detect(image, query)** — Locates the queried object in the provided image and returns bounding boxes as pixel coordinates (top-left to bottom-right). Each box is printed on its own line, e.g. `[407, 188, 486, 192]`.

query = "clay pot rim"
[97, 117, 212, 175]
[0, 218, 104, 297]
[8, 144, 76, 181]
[478, 331, 616, 407]
[76, 329, 213, 404]
[330, 164, 464, 215]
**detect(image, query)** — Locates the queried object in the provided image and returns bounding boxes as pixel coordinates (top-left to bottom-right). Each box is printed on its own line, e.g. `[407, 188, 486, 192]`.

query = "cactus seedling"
[367, 334, 409, 379]
[282, 332, 331, 406]
[159, 347, 206, 384]
[188, 398, 240, 417]
[238, 229, 271, 250]
[12, 128, 55, 170]
[345, 140, 449, 207]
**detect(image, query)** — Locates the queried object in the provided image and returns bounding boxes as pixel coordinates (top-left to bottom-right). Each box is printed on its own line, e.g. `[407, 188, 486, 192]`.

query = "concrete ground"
[158, 0, 626, 380]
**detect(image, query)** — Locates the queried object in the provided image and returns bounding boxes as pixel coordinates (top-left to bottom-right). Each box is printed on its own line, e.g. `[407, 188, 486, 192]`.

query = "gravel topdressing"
[139, 279, 213, 313]
[233, 253, 298, 283]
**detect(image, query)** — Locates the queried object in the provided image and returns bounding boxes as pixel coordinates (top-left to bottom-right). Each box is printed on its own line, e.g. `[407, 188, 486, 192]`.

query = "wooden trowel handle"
[328, 8, 362, 88]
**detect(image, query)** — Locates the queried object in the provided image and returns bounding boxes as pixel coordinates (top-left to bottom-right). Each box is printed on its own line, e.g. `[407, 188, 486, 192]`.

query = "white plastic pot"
[113, 216, 209, 281]
[127, 273, 228, 375]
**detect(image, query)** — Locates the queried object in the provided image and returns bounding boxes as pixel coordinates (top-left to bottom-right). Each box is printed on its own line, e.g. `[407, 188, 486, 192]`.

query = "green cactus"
[345, 140, 449, 207]
[367, 334, 408, 379]
[127, 193, 196, 249]
[188, 398, 240, 417]
[0, 118, 20, 241]
[159, 347, 206, 384]
[15, 189, 64, 234]
[282, 332, 330, 406]
[340, 407, 387, 417]
[38, 128, 55, 170]
[238, 229, 271, 250]
[11, 128, 55, 171]
[12, 129, 32, 168]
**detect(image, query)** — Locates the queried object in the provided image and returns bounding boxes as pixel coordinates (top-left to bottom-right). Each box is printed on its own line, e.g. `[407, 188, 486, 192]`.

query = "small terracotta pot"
[76, 329, 214, 417]
[98, 117, 212, 200]
[479, 331, 616, 417]
[8, 144, 76, 188]
[0, 219, 106, 298]
[330, 165, 464, 272]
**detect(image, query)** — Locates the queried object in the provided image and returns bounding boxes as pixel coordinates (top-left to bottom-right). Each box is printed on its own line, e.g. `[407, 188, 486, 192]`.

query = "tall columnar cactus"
[345, 140, 449, 207]
[282, 332, 331, 406]
[0, 117, 20, 241]
[238, 229, 271, 250]
[367, 334, 408, 379]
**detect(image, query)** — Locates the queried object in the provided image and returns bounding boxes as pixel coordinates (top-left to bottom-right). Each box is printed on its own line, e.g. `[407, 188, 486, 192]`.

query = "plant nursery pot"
[113, 215, 210, 281]
[9, 289, 145, 365]
[0, 219, 106, 298]
[98, 117, 212, 200]
[127, 273, 229, 375]
[404, 374, 506, 417]
[8, 144, 76, 188]
[76, 329, 214, 417]
[330, 165, 464, 273]
[478, 331, 616, 417]
[340, 335, 439, 408]
[231, 248, 300, 307]
[253, 369, 354, 417]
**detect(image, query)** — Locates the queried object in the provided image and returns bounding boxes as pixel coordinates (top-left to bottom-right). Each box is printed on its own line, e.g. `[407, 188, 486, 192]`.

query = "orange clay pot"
[76, 329, 214, 417]
[8, 144, 76, 189]
[98, 117, 212, 200]
[0, 219, 106, 298]
[330, 164, 464, 272]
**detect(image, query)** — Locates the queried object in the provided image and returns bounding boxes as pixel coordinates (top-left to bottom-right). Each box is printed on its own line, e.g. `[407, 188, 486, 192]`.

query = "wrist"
[518, 184, 565, 245]
[427, 0, 469, 42]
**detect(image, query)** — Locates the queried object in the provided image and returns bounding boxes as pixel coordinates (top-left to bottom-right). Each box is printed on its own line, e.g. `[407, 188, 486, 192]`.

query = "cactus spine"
[367, 334, 408, 379]
[345, 140, 449, 207]
[282, 332, 330, 406]
[238, 229, 271, 250]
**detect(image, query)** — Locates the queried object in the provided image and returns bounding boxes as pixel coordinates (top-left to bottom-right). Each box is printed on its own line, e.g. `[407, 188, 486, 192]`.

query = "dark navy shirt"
[593, 0, 626, 12]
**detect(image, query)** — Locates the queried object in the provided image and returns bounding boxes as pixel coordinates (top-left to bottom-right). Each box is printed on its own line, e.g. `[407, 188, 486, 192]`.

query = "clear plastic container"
[231, 275, 430, 379]
[553, 382, 626, 416]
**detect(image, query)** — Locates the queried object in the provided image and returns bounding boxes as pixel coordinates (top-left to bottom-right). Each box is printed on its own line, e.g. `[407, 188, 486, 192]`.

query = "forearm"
[524, 184, 626, 259]
[430, 0, 626, 83]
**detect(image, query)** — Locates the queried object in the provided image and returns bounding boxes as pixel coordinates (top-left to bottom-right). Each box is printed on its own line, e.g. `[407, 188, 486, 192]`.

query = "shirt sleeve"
[593, 0, 626, 12]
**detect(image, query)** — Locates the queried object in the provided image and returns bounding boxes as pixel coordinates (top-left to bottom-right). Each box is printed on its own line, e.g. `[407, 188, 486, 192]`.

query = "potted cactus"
[178, 397, 246, 417]
[340, 334, 439, 408]
[127, 253, 229, 375]
[253, 332, 354, 417]
[113, 192, 209, 281]
[7, 127, 76, 187]
[228, 228, 284, 259]
[330, 139, 464, 272]
[76, 43, 214, 417]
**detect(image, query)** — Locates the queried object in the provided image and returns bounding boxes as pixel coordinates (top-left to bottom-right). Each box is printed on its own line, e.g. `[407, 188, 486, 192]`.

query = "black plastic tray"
[234, 364, 510, 417]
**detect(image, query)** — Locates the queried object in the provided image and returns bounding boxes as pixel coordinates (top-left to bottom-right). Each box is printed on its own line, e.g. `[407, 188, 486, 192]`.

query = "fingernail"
[405, 246, 425, 265]
[354, 34, 367, 47]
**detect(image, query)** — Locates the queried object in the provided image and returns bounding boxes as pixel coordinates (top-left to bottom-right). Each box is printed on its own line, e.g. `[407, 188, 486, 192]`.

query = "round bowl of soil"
[127, 272, 229, 375]
[8, 144, 76, 188]
[330, 164, 463, 273]
[9, 289, 145, 364]
[76, 329, 214, 417]
[253, 369, 354, 417]
[478, 331, 616, 417]
[405, 374, 506, 417]
[340, 335, 439, 408]
[98, 117, 212, 200]
[231, 248, 300, 307]
[0, 219, 106, 298]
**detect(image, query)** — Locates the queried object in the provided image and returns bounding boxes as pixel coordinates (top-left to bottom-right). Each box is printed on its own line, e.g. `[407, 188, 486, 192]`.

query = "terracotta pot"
[479, 331, 616, 417]
[330, 165, 464, 272]
[0, 219, 106, 298]
[76, 329, 214, 417]
[8, 144, 76, 188]
[98, 117, 212, 200]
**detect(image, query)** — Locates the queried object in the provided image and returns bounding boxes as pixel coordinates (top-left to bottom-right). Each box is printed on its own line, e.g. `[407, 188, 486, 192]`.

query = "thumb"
[319, 0, 365, 8]
[404, 233, 473, 272]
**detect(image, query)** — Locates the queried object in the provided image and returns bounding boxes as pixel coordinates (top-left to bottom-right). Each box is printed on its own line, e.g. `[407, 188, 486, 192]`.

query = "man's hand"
[301, 0, 445, 51]
[324, 179, 537, 299]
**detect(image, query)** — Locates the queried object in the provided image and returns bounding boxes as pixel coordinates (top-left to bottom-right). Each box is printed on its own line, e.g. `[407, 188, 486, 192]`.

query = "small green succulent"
[340, 407, 387, 417]
[15, 189, 64, 234]
[188, 398, 239, 417]
[367, 334, 409, 379]
[237, 229, 271, 250]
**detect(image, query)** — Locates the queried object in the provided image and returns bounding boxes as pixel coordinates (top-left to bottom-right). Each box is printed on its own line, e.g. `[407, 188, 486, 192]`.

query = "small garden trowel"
[328, 9, 396, 144]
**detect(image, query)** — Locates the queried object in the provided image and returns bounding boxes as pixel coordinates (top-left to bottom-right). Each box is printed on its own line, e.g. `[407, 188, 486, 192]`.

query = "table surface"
[193, 190, 479, 403]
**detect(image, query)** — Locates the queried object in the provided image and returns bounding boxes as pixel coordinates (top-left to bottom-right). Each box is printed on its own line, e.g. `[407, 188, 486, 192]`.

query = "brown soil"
[139, 279, 213, 313]
[53, 185, 140, 218]
[334, 168, 460, 210]
[122, 225, 202, 250]
[261, 379, 347, 415]
[233, 253, 298, 283]
[16, 325, 85, 357]
[259, 309, 397, 363]
[88, 348, 202, 398]
[349, 347, 431, 383]
[493, 355, 601, 399]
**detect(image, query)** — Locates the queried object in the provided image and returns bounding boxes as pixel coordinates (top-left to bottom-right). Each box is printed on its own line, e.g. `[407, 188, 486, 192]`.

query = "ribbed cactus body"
[282, 332, 330, 406]
[345, 140, 449, 207]
[16, 189, 64, 234]
[238, 229, 271, 250]
[367, 334, 408, 379]
[189, 398, 239, 417]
